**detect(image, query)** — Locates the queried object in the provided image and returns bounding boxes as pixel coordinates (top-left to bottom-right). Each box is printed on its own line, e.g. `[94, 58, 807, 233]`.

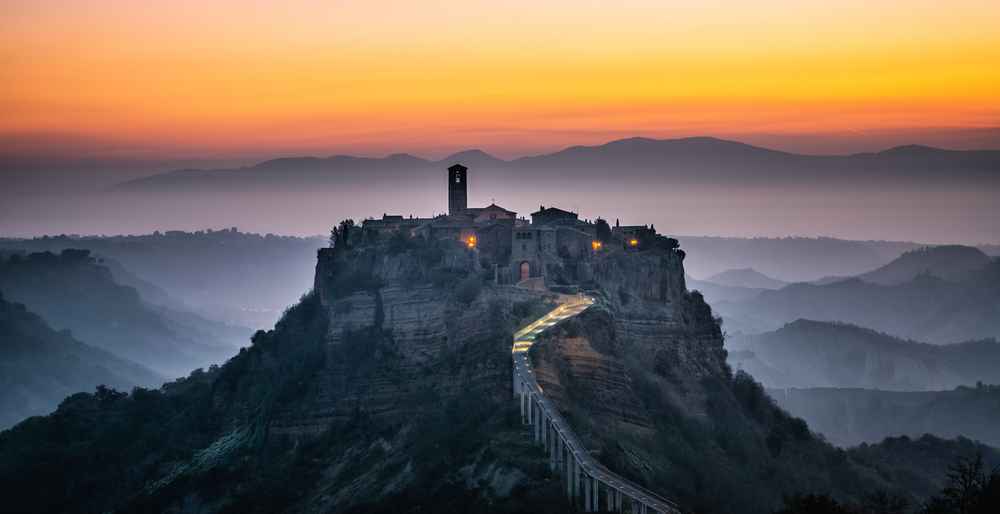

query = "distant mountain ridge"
[856, 245, 991, 285]
[715, 252, 1000, 342]
[704, 268, 787, 289]
[771, 385, 1000, 448]
[0, 230, 324, 329]
[728, 319, 1000, 390]
[113, 136, 1000, 192]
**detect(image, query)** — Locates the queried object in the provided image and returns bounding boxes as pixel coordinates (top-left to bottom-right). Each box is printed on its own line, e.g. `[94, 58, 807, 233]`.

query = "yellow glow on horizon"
[3, 0, 999, 157]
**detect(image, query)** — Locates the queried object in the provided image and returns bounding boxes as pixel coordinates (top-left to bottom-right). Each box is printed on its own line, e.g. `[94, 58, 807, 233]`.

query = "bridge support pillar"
[572, 456, 579, 499]
[549, 427, 557, 471]
[584, 473, 592, 512]
[565, 445, 573, 498]
[533, 402, 541, 443]
[590, 478, 601, 512]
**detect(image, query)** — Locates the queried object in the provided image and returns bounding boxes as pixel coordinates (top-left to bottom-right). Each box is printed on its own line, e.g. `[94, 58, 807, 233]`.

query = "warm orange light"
[466, 235, 477, 248]
[591, 240, 602, 251]
[629, 238, 639, 247]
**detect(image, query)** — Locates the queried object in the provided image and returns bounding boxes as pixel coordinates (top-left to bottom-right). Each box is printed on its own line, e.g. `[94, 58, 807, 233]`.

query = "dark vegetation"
[776, 453, 1000, 514]
[0, 293, 331, 513]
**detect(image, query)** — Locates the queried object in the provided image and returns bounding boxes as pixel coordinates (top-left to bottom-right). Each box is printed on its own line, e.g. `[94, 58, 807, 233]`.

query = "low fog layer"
[2, 137, 998, 246]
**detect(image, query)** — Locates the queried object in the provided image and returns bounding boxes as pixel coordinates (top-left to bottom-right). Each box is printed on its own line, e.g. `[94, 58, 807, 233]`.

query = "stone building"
[448, 164, 468, 215]
[531, 206, 579, 226]
[355, 162, 629, 289]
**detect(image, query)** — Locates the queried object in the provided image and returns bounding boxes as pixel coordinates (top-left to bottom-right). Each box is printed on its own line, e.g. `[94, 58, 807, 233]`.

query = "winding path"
[512, 294, 680, 514]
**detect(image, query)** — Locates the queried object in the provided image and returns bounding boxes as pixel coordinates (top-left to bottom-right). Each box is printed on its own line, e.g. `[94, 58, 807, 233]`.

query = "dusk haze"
[1, 2, 999, 514]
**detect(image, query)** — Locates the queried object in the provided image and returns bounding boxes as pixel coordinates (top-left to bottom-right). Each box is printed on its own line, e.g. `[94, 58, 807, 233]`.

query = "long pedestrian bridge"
[512, 294, 681, 514]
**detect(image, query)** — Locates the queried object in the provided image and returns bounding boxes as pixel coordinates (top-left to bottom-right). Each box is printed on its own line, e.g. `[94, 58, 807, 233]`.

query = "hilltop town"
[339, 163, 675, 290]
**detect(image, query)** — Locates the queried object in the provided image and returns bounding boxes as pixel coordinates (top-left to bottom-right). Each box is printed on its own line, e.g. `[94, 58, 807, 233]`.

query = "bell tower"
[448, 163, 468, 215]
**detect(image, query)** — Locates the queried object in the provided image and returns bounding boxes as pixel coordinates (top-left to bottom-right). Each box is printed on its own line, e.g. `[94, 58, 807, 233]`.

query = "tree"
[920, 453, 1000, 514]
[329, 219, 356, 250]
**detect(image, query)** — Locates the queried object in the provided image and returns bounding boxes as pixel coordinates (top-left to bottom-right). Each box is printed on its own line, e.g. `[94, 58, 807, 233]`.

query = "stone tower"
[448, 163, 468, 215]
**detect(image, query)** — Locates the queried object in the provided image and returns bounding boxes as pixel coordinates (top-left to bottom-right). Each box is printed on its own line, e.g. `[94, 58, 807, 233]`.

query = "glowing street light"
[466, 235, 477, 249]
[628, 238, 639, 247]
[591, 240, 603, 251]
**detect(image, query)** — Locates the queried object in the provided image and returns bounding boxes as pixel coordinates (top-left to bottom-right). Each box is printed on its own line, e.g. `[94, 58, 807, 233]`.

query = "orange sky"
[3, 0, 1000, 159]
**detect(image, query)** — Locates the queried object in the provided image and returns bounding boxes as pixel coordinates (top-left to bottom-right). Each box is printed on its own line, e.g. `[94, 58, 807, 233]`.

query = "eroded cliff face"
[272, 244, 529, 436]
[527, 244, 895, 514]
[530, 247, 727, 434]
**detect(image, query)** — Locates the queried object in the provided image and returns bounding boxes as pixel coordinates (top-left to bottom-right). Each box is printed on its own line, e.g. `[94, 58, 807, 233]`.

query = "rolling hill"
[715, 255, 1000, 342]
[0, 249, 249, 377]
[0, 292, 162, 429]
[856, 245, 991, 285]
[771, 385, 1000, 448]
[704, 268, 787, 289]
[728, 319, 1000, 390]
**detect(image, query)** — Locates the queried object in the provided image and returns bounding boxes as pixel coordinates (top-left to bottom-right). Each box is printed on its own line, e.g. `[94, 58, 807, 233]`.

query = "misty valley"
[1, 156, 999, 514]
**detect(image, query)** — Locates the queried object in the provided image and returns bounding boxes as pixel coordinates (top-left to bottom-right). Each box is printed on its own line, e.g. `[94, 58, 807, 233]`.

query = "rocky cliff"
[0, 229, 994, 514]
[526, 237, 992, 513]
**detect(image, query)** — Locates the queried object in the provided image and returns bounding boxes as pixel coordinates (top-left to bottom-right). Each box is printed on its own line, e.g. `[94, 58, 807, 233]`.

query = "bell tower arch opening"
[447, 164, 468, 215]
[519, 261, 530, 282]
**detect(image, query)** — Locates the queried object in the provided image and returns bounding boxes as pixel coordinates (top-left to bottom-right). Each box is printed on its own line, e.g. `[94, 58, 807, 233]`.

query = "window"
[455, 176, 460, 183]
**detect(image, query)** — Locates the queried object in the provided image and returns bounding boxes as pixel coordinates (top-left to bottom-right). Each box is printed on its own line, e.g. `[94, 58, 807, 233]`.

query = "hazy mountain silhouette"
[856, 245, 991, 285]
[0, 292, 162, 429]
[678, 236, 923, 282]
[0, 250, 249, 377]
[705, 268, 787, 289]
[686, 274, 767, 305]
[112, 137, 1000, 193]
[728, 319, 1000, 390]
[771, 385, 1000, 448]
[715, 254, 1000, 342]
[0, 230, 324, 329]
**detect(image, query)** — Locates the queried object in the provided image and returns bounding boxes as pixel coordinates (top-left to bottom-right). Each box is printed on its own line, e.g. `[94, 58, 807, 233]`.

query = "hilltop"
[856, 245, 991, 285]
[1, 221, 994, 513]
[705, 268, 787, 289]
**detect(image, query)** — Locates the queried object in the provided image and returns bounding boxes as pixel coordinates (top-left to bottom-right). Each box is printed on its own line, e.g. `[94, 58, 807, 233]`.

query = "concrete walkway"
[512, 294, 680, 514]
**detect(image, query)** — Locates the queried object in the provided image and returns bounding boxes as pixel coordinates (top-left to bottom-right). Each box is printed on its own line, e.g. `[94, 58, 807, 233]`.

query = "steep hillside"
[0, 232, 995, 514]
[0, 236, 573, 514]
[771, 385, 1000, 448]
[856, 245, 991, 285]
[0, 250, 249, 377]
[0, 293, 162, 429]
[727, 320, 1000, 390]
[715, 260, 1000, 343]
